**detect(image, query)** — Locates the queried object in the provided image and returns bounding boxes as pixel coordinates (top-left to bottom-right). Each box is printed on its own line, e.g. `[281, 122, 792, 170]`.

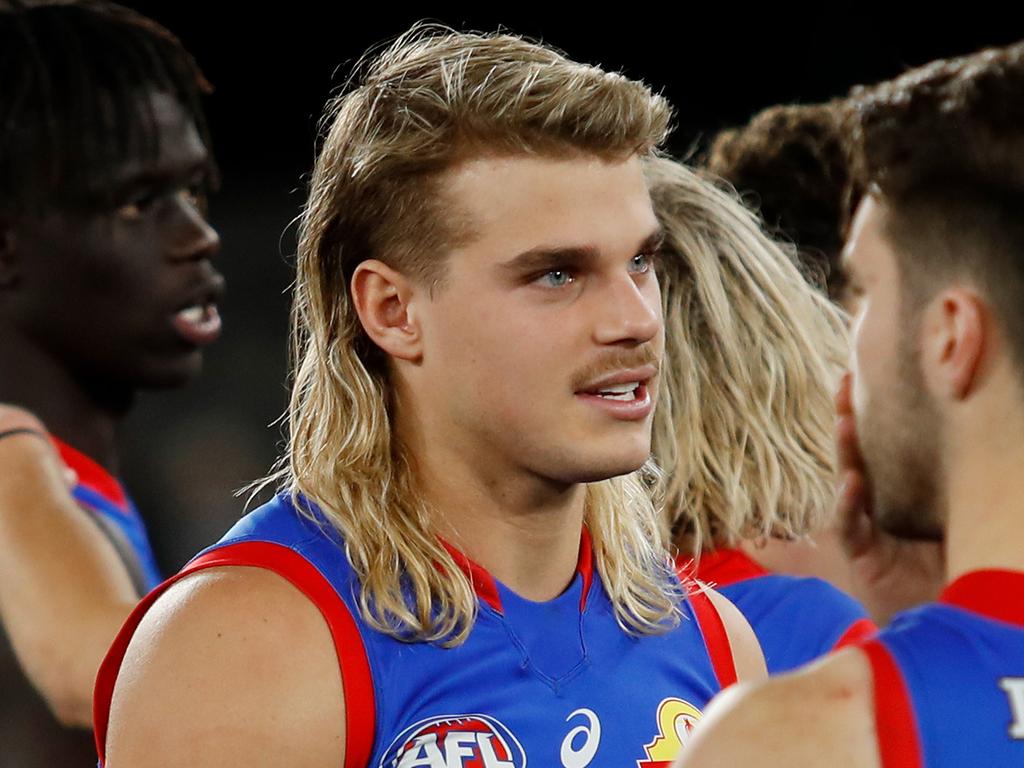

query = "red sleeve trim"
[94, 541, 375, 768]
[860, 639, 924, 768]
[687, 583, 738, 690]
[832, 617, 878, 651]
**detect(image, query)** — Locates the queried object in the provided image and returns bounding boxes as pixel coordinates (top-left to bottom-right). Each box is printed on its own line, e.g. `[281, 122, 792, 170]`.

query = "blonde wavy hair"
[645, 157, 848, 555]
[270, 26, 680, 645]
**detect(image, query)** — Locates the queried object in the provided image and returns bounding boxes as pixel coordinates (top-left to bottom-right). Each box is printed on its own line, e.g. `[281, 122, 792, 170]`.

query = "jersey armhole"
[860, 639, 924, 768]
[687, 582, 739, 689]
[833, 617, 878, 650]
[93, 540, 376, 768]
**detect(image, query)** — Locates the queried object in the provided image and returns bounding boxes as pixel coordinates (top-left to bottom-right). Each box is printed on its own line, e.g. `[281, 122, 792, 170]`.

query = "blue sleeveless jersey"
[686, 548, 875, 674]
[96, 493, 740, 768]
[861, 569, 1024, 767]
[55, 438, 162, 593]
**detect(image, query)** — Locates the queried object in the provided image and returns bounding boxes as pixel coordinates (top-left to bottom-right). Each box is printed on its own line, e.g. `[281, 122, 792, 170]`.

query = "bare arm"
[105, 566, 345, 767]
[705, 587, 767, 683]
[0, 405, 138, 727]
[675, 649, 881, 768]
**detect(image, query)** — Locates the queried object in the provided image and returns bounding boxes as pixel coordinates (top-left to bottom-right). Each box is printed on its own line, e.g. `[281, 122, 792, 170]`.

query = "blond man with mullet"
[93, 26, 763, 768]
[646, 157, 875, 675]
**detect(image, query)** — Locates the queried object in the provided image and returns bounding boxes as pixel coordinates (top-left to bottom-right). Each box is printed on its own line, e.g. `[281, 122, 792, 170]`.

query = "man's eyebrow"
[499, 226, 666, 275]
[108, 157, 213, 195]
[499, 244, 600, 274]
[638, 226, 665, 254]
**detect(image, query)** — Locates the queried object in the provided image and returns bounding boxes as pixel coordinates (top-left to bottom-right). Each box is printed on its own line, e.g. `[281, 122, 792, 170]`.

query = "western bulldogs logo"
[379, 714, 527, 768]
[636, 697, 703, 767]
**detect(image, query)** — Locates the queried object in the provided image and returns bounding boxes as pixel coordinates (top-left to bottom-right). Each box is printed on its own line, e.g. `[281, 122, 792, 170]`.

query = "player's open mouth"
[575, 367, 656, 420]
[592, 381, 642, 401]
[172, 302, 222, 346]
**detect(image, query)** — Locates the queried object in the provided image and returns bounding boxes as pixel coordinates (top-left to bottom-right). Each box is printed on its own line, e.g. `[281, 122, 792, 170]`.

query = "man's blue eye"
[540, 269, 573, 287]
[629, 253, 653, 274]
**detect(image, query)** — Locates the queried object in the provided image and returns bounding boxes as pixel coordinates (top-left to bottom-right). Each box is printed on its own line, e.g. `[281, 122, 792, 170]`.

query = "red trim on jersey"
[440, 528, 596, 614]
[94, 542, 376, 768]
[833, 617, 878, 650]
[440, 540, 504, 613]
[686, 583, 738, 689]
[861, 639, 924, 768]
[577, 528, 594, 611]
[52, 436, 129, 512]
[940, 569, 1024, 627]
[677, 547, 770, 588]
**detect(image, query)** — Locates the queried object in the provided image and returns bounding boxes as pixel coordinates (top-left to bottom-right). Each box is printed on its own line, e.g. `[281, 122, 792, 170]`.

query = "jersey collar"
[441, 528, 594, 614]
[680, 546, 770, 588]
[939, 569, 1024, 627]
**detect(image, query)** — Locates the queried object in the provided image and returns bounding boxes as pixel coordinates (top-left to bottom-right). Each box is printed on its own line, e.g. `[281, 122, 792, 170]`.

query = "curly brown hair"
[845, 41, 1024, 358]
[705, 102, 849, 301]
[846, 42, 1024, 210]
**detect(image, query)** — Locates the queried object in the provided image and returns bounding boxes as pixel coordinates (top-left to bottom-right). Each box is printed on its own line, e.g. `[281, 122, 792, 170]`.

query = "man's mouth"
[575, 366, 656, 421]
[172, 302, 222, 346]
[590, 381, 643, 401]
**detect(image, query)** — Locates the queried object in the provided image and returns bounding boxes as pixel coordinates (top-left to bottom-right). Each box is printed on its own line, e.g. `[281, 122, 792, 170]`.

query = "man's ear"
[350, 259, 422, 362]
[921, 287, 985, 401]
[0, 223, 18, 287]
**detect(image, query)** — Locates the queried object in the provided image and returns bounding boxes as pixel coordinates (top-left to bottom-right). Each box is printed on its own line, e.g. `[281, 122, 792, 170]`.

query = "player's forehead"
[86, 90, 210, 197]
[842, 194, 898, 278]
[441, 152, 659, 267]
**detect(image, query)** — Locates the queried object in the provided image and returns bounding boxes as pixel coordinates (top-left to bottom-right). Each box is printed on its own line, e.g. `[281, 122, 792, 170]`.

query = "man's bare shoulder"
[105, 565, 346, 768]
[703, 586, 767, 683]
[676, 648, 881, 768]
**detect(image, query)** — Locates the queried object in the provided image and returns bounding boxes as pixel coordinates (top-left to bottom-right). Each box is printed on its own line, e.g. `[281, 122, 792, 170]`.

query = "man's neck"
[946, 425, 1024, 582]
[0, 331, 126, 472]
[412, 441, 588, 603]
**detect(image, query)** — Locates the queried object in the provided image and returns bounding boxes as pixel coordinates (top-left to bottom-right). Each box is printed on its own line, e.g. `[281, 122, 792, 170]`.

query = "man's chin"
[134, 352, 205, 390]
[559, 452, 650, 484]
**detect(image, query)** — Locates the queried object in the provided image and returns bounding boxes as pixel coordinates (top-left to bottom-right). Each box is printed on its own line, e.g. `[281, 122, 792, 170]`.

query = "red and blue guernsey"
[96, 492, 743, 768]
[54, 438, 162, 593]
[0, 438, 162, 768]
[681, 548, 875, 674]
[859, 569, 1024, 767]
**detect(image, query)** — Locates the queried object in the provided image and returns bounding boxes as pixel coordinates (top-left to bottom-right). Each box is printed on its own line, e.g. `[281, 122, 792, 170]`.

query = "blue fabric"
[717, 574, 870, 674]
[73, 483, 162, 592]
[875, 600, 1024, 766]
[202, 493, 729, 768]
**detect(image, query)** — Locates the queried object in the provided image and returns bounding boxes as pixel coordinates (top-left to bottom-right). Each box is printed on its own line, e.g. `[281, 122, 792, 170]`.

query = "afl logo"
[379, 714, 527, 768]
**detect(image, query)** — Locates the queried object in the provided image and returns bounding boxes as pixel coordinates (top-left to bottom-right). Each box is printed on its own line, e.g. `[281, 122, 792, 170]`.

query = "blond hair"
[272, 26, 678, 644]
[645, 157, 848, 554]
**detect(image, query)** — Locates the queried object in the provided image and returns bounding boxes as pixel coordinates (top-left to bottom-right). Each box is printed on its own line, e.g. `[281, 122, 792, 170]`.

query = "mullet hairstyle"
[273, 25, 677, 645]
[645, 157, 848, 554]
[0, 0, 215, 216]
[845, 41, 1024, 365]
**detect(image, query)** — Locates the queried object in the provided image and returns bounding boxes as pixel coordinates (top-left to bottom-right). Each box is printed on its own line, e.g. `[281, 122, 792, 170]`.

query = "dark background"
[115, 4, 1023, 571]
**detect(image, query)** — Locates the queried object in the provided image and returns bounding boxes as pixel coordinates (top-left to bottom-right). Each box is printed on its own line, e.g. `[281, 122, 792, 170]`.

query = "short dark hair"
[704, 102, 848, 300]
[845, 41, 1024, 365]
[0, 0, 214, 216]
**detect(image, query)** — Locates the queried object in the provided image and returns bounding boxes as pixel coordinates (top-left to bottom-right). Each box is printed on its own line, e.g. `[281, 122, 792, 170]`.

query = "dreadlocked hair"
[0, 0, 214, 215]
